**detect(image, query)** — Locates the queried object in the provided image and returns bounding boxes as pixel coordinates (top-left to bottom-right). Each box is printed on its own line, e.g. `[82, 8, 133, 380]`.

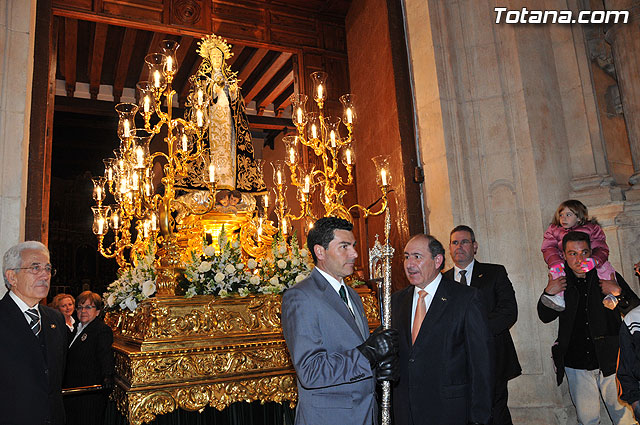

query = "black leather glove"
[375, 352, 399, 382]
[357, 327, 399, 368]
[102, 376, 114, 392]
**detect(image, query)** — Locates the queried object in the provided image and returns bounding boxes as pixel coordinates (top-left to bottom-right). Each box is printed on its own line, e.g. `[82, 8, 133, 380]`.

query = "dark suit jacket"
[281, 268, 376, 425]
[391, 277, 493, 425]
[63, 317, 114, 388]
[538, 268, 639, 385]
[444, 261, 521, 382]
[0, 292, 67, 425]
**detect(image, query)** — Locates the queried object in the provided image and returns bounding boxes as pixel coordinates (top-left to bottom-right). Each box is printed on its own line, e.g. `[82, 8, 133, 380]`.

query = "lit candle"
[282, 217, 288, 235]
[96, 186, 102, 200]
[132, 171, 139, 190]
[311, 124, 317, 139]
[289, 148, 295, 164]
[112, 213, 119, 230]
[277, 170, 282, 185]
[304, 175, 310, 193]
[196, 109, 204, 127]
[154, 70, 161, 88]
[123, 120, 130, 138]
[136, 146, 144, 167]
[166, 56, 173, 72]
[143, 220, 150, 238]
[97, 218, 104, 235]
[144, 182, 151, 196]
[296, 108, 303, 124]
[208, 162, 215, 182]
[197, 89, 203, 106]
[381, 169, 387, 186]
[346, 149, 352, 165]
[182, 134, 188, 151]
[317, 84, 323, 99]
[106, 167, 113, 181]
[143, 96, 150, 113]
[346, 108, 353, 124]
[257, 225, 262, 238]
[151, 213, 157, 231]
[330, 130, 336, 148]
[120, 179, 127, 194]
[264, 194, 269, 208]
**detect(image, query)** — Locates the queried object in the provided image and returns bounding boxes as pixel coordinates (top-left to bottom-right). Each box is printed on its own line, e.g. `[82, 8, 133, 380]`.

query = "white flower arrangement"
[103, 240, 157, 312]
[257, 233, 313, 294]
[183, 228, 258, 298]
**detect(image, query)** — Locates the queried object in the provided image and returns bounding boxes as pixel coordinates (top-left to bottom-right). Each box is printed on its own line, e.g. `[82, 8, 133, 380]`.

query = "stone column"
[606, 7, 640, 198]
[0, 0, 37, 297]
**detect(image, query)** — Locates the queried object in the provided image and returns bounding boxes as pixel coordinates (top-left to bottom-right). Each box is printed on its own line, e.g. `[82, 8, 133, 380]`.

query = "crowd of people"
[2, 198, 639, 425]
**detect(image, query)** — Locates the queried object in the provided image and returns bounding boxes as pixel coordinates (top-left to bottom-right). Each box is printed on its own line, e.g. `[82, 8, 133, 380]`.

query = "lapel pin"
[81, 334, 88, 342]
[478, 274, 483, 278]
[50, 324, 56, 329]
[441, 297, 447, 301]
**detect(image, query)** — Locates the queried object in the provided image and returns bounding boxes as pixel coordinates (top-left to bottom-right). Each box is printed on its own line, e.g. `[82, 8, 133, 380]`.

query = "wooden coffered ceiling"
[51, 0, 352, 131]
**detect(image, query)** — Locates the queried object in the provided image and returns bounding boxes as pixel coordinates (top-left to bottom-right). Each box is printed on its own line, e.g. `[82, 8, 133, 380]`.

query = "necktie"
[26, 308, 41, 336]
[459, 270, 468, 286]
[339, 285, 355, 318]
[411, 290, 428, 344]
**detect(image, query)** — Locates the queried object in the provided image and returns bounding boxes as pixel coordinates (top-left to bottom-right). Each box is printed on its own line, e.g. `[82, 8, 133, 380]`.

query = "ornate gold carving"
[120, 376, 297, 425]
[108, 291, 379, 423]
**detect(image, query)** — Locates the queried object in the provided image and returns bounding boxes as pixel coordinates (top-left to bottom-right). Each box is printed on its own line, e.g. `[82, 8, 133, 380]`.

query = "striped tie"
[26, 308, 41, 336]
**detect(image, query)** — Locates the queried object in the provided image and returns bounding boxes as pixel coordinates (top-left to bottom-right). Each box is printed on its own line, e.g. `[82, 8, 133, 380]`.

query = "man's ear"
[434, 254, 444, 270]
[4, 270, 16, 288]
[314, 245, 326, 262]
[473, 241, 478, 255]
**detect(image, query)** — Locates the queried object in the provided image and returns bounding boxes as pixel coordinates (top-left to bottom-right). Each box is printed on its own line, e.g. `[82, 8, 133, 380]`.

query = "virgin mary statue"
[177, 35, 266, 196]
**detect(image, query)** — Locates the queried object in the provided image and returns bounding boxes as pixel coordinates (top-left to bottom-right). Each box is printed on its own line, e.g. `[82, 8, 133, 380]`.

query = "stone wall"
[0, 0, 37, 297]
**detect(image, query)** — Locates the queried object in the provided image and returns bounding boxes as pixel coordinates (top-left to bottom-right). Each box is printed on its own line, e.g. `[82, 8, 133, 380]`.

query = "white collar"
[9, 290, 40, 313]
[453, 259, 475, 283]
[316, 267, 346, 293]
[414, 272, 443, 296]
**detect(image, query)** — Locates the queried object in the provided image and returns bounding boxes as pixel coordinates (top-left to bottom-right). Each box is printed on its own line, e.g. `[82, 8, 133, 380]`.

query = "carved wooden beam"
[244, 52, 292, 103]
[89, 22, 108, 100]
[237, 48, 268, 86]
[112, 28, 137, 103]
[256, 69, 293, 113]
[64, 18, 77, 97]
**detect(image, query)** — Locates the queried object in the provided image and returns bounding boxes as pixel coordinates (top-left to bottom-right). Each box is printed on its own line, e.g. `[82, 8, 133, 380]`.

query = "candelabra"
[92, 38, 218, 275]
[272, 71, 392, 231]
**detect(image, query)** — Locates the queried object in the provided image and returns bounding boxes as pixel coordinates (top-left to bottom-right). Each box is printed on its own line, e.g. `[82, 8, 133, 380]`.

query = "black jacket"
[0, 293, 68, 425]
[537, 267, 639, 385]
[444, 261, 521, 382]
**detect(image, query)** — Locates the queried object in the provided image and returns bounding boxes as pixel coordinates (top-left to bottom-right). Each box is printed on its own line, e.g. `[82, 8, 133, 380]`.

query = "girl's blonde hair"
[551, 199, 598, 226]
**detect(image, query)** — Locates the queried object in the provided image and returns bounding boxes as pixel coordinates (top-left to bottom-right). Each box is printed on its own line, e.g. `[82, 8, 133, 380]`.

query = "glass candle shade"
[289, 94, 308, 127]
[340, 94, 357, 125]
[371, 155, 391, 187]
[115, 103, 138, 140]
[92, 177, 107, 203]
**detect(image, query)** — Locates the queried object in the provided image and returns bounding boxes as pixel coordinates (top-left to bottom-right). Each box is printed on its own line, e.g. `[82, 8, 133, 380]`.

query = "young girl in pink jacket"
[541, 199, 616, 311]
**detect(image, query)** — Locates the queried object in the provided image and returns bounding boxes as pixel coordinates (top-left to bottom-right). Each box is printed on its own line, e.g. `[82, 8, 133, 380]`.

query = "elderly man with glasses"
[1, 241, 68, 425]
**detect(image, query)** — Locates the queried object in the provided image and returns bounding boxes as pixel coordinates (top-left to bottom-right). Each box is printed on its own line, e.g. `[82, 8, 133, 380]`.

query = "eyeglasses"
[12, 264, 56, 277]
[76, 305, 97, 311]
[450, 240, 473, 246]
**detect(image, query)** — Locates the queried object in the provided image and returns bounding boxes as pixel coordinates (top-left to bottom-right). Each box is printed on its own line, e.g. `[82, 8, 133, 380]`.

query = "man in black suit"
[392, 234, 493, 425]
[443, 225, 521, 425]
[1, 241, 67, 425]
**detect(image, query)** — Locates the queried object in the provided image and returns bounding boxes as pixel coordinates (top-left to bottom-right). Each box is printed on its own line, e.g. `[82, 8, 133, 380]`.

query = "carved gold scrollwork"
[122, 376, 297, 425]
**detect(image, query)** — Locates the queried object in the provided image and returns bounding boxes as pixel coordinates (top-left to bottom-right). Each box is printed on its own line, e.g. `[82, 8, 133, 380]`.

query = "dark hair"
[306, 217, 353, 264]
[450, 225, 475, 242]
[562, 231, 591, 252]
[410, 234, 446, 271]
[76, 291, 103, 311]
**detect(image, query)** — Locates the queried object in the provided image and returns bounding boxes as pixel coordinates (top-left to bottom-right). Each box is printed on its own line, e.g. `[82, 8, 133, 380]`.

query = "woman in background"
[63, 291, 114, 425]
[51, 293, 75, 336]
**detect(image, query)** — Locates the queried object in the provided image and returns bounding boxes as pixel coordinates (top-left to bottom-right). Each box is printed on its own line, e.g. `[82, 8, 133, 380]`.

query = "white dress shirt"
[9, 290, 40, 325]
[410, 273, 443, 325]
[316, 267, 354, 314]
[453, 259, 475, 286]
